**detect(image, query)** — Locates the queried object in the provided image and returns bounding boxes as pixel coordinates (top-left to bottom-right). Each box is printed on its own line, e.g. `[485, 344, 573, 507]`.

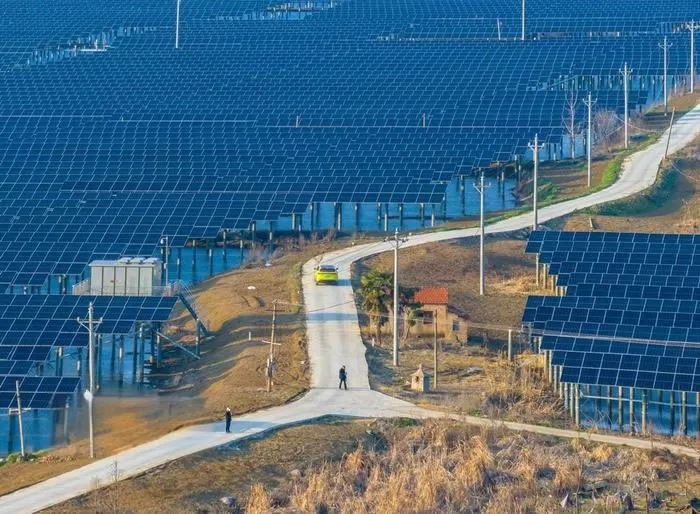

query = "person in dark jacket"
[339, 365, 347, 390]
[225, 407, 232, 433]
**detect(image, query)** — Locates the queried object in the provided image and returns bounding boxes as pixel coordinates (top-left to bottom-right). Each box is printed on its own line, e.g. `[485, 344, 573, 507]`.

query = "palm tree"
[359, 270, 392, 345]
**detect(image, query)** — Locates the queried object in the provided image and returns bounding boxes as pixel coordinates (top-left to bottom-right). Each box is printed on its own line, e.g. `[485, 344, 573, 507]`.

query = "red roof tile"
[413, 287, 449, 306]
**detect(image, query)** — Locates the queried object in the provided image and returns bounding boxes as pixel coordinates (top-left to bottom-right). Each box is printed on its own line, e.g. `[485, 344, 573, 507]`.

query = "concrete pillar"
[354, 203, 360, 232]
[681, 391, 688, 436]
[176, 248, 182, 280]
[459, 177, 466, 215]
[552, 362, 559, 392]
[110, 335, 116, 378]
[606, 386, 613, 427]
[507, 329, 513, 361]
[132, 330, 138, 384]
[398, 203, 404, 229]
[564, 382, 570, 411]
[222, 230, 227, 261]
[670, 391, 675, 435]
[618, 386, 624, 430]
[96, 335, 102, 392]
[150, 324, 156, 364]
[335, 202, 342, 231]
[310, 203, 316, 232]
[55, 347, 64, 376]
[156, 325, 162, 368]
[208, 244, 214, 277]
[629, 387, 635, 432]
[118, 335, 125, 388]
[569, 384, 576, 418]
[250, 221, 257, 248]
[558, 367, 564, 399]
[383, 210, 389, 232]
[596, 385, 602, 419]
[641, 389, 648, 434]
[138, 324, 145, 384]
[430, 204, 436, 227]
[574, 384, 580, 426]
[291, 213, 297, 232]
[376, 202, 382, 227]
[239, 239, 244, 262]
[419, 202, 425, 227]
[535, 254, 540, 287]
[196, 321, 201, 356]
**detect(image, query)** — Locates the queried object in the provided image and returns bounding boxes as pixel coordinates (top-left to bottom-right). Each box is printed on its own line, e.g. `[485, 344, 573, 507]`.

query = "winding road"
[2, 103, 700, 513]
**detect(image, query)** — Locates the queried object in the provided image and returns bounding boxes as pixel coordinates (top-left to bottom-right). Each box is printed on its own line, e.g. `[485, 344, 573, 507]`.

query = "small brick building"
[410, 287, 469, 342]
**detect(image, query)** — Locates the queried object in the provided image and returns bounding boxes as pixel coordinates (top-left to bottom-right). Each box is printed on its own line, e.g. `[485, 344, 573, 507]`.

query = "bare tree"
[562, 89, 582, 160]
[592, 110, 621, 154]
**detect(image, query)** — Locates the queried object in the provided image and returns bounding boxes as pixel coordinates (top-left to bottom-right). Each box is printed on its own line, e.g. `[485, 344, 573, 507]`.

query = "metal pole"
[15, 380, 25, 458]
[393, 229, 400, 366]
[583, 93, 596, 188]
[659, 37, 672, 116]
[268, 301, 276, 392]
[521, 0, 525, 41]
[664, 108, 676, 159]
[528, 134, 543, 230]
[474, 172, 489, 296]
[690, 21, 696, 93]
[175, 0, 181, 49]
[621, 63, 630, 149]
[433, 310, 438, 391]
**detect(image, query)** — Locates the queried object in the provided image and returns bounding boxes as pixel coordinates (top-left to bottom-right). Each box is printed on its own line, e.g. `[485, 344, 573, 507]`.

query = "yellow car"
[314, 264, 339, 285]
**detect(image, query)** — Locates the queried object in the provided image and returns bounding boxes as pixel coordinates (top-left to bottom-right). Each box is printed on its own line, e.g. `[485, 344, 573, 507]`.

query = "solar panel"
[0, 375, 79, 409]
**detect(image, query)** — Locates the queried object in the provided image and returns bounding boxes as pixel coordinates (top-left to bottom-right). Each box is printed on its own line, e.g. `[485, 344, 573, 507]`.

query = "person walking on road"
[339, 365, 348, 390]
[225, 407, 232, 433]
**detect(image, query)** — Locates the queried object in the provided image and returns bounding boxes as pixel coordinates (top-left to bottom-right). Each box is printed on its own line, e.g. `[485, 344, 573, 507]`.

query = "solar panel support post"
[430, 205, 435, 227]
[528, 134, 543, 230]
[208, 242, 214, 277]
[641, 389, 648, 434]
[55, 346, 64, 377]
[474, 171, 490, 296]
[617, 386, 624, 430]
[222, 230, 227, 261]
[156, 325, 162, 369]
[354, 203, 360, 233]
[606, 386, 612, 428]
[196, 321, 201, 356]
[583, 93, 597, 188]
[418, 202, 425, 226]
[63, 398, 70, 444]
[77, 302, 102, 459]
[521, 0, 526, 41]
[535, 253, 540, 286]
[398, 204, 404, 230]
[175, 0, 181, 50]
[138, 324, 145, 384]
[659, 37, 672, 116]
[96, 335, 103, 391]
[629, 387, 635, 433]
[563, 382, 569, 411]
[118, 335, 124, 387]
[620, 64, 632, 149]
[669, 391, 675, 434]
[176, 248, 182, 280]
[681, 391, 687, 435]
[131, 329, 138, 384]
[574, 384, 580, 427]
[250, 222, 257, 249]
[14, 380, 25, 459]
[688, 21, 697, 93]
[239, 238, 244, 262]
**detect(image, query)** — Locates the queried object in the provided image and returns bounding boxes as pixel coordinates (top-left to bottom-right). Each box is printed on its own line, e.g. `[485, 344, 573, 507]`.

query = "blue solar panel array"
[1, 1, 700, 407]
[523, 231, 700, 393]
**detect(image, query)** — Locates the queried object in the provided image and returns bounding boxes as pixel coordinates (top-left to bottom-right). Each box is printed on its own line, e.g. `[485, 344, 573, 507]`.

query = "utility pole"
[521, 0, 526, 41]
[528, 134, 544, 230]
[77, 302, 103, 459]
[688, 21, 698, 93]
[474, 171, 491, 296]
[175, 0, 181, 49]
[388, 229, 408, 366]
[433, 310, 439, 391]
[583, 93, 597, 188]
[161, 235, 169, 287]
[14, 380, 25, 459]
[620, 63, 632, 149]
[664, 108, 676, 159]
[659, 37, 672, 115]
[267, 301, 277, 393]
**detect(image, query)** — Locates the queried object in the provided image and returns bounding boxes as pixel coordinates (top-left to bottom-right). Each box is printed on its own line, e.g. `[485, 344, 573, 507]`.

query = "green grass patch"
[586, 163, 677, 216]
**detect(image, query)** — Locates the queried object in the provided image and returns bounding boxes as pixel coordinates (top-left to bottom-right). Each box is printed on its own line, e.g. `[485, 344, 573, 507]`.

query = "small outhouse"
[410, 364, 430, 392]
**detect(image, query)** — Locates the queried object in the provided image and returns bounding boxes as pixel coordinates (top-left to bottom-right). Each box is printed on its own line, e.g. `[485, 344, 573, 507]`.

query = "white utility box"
[87, 257, 162, 295]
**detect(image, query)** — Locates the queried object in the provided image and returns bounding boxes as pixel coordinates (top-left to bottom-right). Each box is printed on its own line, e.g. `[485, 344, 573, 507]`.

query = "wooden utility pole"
[433, 311, 439, 391]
